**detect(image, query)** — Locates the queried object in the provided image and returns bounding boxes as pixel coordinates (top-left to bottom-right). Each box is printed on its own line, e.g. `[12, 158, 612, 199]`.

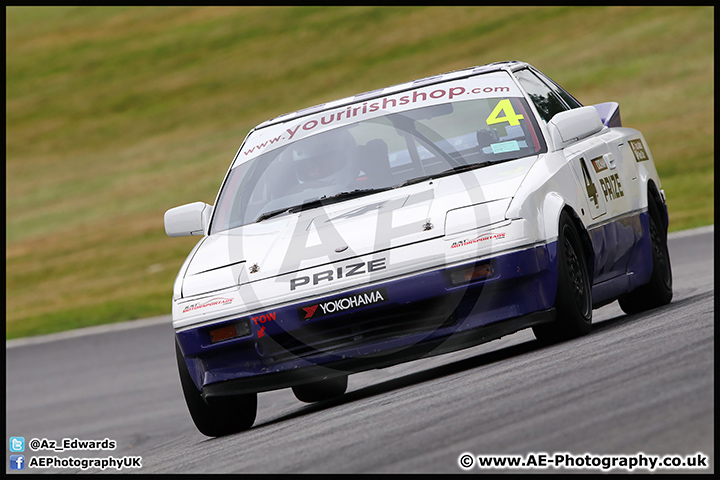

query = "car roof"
[254, 60, 531, 131]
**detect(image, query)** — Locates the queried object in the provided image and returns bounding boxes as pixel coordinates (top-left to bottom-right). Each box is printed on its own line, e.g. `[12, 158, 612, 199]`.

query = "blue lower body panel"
[176, 242, 559, 394]
[590, 211, 653, 307]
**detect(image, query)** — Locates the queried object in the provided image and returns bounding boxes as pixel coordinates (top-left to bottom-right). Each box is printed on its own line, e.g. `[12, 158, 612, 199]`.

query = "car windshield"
[211, 96, 545, 233]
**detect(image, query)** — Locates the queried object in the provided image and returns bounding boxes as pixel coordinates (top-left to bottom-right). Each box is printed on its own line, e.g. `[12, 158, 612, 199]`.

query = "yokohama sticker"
[182, 297, 233, 313]
[298, 288, 389, 321]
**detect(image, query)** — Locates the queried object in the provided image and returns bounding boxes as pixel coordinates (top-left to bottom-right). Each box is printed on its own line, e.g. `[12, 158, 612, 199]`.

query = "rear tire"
[533, 211, 592, 343]
[292, 375, 348, 403]
[176, 341, 257, 437]
[618, 198, 672, 314]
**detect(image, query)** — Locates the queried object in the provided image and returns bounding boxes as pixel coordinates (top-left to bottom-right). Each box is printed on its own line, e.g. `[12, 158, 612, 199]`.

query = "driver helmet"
[291, 128, 358, 185]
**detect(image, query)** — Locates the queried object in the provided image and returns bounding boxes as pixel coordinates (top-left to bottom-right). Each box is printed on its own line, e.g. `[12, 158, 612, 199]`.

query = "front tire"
[618, 198, 673, 314]
[533, 211, 592, 343]
[292, 375, 348, 403]
[176, 341, 257, 437]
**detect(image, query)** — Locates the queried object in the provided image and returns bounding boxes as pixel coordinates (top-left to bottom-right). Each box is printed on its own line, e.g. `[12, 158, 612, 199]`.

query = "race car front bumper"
[175, 241, 559, 396]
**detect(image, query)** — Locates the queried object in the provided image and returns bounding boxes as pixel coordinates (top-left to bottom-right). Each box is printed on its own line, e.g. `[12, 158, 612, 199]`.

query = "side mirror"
[164, 202, 212, 237]
[547, 106, 604, 150]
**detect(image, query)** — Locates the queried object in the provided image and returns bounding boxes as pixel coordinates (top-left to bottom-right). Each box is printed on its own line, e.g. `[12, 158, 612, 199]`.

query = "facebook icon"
[10, 455, 25, 470]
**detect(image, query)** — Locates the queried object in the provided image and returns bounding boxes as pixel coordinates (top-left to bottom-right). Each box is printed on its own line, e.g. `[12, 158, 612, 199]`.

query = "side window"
[514, 69, 569, 123]
[537, 71, 583, 109]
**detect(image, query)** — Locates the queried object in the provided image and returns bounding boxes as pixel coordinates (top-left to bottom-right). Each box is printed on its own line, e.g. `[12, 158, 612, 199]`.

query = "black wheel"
[618, 198, 672, 314]
[292, 375, 348, 403]
[533, 211, 592, 343]
[176, 341, 257, 437]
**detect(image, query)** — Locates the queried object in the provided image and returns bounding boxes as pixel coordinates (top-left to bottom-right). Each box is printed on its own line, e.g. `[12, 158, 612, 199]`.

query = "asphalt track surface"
[6, 226, 714, 474]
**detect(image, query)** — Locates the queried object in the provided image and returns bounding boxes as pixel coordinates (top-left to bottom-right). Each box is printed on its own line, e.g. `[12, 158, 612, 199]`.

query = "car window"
[514, 69, 569, 123]
[535, 70, 583, 109]
[211, 96, 546, 233]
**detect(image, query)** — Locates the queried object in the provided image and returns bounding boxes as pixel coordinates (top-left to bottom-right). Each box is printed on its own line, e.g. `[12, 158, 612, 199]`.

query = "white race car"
[165, 61, 672, 436]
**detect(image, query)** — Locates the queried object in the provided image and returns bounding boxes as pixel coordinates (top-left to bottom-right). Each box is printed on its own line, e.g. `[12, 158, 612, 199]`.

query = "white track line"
[668, 224, 713, 239]
[6, 315, 171, 348]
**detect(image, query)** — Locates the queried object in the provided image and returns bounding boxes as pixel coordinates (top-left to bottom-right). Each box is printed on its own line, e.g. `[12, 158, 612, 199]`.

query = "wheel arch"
[559, 205, 596, 283]
[539, 193, 595, 283]
[646, 179, 669, 240]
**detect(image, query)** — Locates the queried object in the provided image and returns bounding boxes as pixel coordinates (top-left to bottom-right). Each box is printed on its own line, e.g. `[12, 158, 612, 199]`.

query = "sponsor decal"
[599, 173, 624, 201]
[238, 74, 521, 161]
[182, 297, 233, 313]
[290, 258, 386, 291]
[451, 232, 506, 249]
[628, 139, 649, 162]
[590, 155, 608, 173]
[297, 288, 389, 320]
[301, 305, 319, 319]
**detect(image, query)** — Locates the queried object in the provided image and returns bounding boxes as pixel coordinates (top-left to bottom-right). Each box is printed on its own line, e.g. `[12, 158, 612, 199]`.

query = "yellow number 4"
[486, 99, 524, 126]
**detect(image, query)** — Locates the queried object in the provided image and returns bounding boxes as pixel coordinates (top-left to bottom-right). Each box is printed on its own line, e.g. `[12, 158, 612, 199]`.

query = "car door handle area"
[604, 152, 616, 169]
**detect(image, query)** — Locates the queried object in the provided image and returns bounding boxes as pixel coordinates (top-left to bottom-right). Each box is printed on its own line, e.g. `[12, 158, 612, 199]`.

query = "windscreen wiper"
[288, 188, 394, 213]
[255, 207, 294, 223]
[255, 188, 392, 223]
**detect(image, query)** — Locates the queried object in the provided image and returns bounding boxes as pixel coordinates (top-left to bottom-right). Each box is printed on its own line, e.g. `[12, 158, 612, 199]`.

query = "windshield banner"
[235, 71, 523, 164]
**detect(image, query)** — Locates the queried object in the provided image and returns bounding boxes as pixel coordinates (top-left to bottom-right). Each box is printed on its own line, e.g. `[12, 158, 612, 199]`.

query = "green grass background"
[6, 6, 714, 339]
